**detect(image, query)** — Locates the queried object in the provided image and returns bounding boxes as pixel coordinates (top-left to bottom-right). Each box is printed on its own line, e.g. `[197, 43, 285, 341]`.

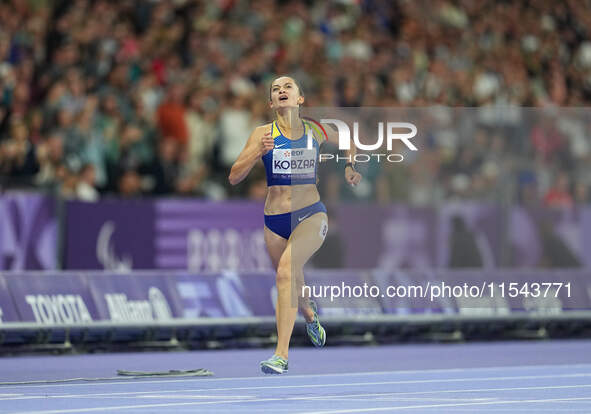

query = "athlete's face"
[269, 77, 304, 109]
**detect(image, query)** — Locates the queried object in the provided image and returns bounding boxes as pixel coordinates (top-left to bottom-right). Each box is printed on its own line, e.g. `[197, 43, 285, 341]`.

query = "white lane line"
[70, 394, 494, 403]
[7, 397, 281, 414]
[295, 397, 497, 403]
[2, 363, 590, 390]
[10, 394, 591, 414]
[297, 397, 591, 414]
[445, 409, 585, 412]
[141, 394, 255, 400]
[61, 383, 591, 400]
[0, 396, 45, 401]
[45, 373, 591, 396]
[8, 382, 578, 406]
[9, 374, 591, 401]
[293, 385, 591, 400]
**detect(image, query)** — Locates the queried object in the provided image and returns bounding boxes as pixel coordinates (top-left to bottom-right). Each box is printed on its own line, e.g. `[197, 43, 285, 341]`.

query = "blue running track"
[0, 340, 590, 413]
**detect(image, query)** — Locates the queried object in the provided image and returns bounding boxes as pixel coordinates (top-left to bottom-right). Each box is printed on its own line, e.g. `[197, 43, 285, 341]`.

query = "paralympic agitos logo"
[306, 119, 418, 163]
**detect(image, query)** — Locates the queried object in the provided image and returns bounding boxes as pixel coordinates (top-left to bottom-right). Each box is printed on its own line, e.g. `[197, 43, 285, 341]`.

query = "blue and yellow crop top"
[262, 120, 323, 186]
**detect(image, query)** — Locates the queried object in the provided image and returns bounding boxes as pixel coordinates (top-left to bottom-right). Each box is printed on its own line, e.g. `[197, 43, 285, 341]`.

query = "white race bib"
[272, 148, 316, 177]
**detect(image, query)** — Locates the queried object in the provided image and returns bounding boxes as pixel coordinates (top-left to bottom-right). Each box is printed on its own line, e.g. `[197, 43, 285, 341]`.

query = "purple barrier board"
[337, 204, 502, 270]
[373, 269, 591, 315]
[64, 199, 591, 271]
[173, 272, 275, 318]
[65, 200, 156, 270]
[304, 270, 384, 316]
[436, 203, 503, 268]
[0, 275, 20, 323]
[0, 193, 57, 270]
[2, 270, 590, 325]
[87, 274, 182, 322]
[5, 274, 99, 324]
[509, 206, 590, 268]
[153, 201, 271, 272]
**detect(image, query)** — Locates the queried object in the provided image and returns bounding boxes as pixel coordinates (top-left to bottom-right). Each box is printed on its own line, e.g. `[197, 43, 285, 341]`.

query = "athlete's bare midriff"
[264, 184, 320, 215]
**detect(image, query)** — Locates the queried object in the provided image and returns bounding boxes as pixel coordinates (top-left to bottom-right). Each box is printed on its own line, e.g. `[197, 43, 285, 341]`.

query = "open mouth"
[279, 95, 288, 101]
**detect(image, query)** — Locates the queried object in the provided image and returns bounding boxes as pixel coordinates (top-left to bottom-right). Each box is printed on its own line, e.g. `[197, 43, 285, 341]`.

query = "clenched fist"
[261, 130, 275, 156]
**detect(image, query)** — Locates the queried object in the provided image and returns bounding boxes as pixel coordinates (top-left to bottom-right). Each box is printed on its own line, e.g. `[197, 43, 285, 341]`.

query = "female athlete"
[228, 76, 362, 374]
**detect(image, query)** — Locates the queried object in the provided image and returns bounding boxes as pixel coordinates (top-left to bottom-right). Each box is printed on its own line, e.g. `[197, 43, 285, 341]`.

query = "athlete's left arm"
[322, 126, 362, 187]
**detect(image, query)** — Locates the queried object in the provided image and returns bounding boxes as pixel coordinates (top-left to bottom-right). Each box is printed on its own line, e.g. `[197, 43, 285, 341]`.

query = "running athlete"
[228, 76, 362, 374]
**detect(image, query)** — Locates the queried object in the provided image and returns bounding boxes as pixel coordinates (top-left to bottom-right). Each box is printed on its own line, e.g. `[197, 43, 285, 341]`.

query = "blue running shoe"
[260, 355, 288, 374]
[306, 300, 326, 348]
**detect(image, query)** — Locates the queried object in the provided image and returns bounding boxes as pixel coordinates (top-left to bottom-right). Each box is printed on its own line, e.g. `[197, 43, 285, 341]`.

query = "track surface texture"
[1, 340, 590, 413]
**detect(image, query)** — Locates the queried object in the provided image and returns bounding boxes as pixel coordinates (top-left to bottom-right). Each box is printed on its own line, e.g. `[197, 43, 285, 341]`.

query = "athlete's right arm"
[228, 126, 274, 185]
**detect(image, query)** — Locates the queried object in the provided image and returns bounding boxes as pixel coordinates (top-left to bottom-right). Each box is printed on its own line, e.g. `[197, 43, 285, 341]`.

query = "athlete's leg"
[260, 227, 290, 374]
[265, 223, 316, 322]
[264, 226, 288, 271]
[274, 212, 327, 359]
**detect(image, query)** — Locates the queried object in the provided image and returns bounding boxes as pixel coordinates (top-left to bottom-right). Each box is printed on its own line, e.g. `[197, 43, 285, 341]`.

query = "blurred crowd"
[1, 0, 591, 206]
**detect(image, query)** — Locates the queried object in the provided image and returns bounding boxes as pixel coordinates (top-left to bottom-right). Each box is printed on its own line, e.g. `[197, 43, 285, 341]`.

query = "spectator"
[0, 121, 39, 180]
[218, 92, 252, 171]
[0, 0, 590, 203]
[544, 172, 573, 208]
[185, 89, 216, 171]
[59, 165, 78, 200]
[145, 138, 181, 195]
[530, 115, 568, 164]
[157, 83, 188, 148]
[35, 133, 65, 188]
[118, 169, 142, 198]
[76, 163, 99, 202]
